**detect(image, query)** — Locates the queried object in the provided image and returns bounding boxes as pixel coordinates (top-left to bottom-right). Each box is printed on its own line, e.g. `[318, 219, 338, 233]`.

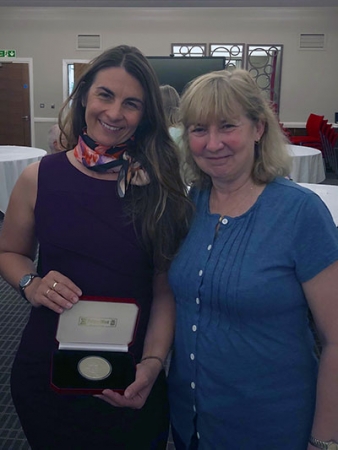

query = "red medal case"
[51, 296, 139, 395]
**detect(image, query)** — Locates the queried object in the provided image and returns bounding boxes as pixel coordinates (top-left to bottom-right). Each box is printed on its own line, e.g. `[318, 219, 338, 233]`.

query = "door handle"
[22, 116, 29, 121]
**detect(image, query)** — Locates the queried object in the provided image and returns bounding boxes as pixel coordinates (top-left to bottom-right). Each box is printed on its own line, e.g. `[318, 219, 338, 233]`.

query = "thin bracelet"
[140, 356, 165, 371]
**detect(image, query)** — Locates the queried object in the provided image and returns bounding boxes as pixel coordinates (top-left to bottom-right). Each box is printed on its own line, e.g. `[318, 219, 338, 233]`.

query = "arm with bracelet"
[97, 271, 175, 409]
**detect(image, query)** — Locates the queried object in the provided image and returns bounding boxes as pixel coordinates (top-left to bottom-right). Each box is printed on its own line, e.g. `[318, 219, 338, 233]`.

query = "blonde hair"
[160, 84, 181, 127]
[180, 69, 292, 187]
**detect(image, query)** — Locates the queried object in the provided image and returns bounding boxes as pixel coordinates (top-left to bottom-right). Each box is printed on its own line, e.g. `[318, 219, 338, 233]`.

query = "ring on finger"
[51, 281, 58, 290]
[45, 288, 51, 296]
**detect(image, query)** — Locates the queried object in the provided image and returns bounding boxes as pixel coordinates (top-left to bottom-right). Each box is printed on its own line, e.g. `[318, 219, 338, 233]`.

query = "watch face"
[20, 274, 35, 288]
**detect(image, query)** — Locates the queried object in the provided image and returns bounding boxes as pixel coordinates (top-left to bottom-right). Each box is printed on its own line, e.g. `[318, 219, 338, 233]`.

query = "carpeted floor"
[0, 285, 31, 450]
[0, 214, 31, 450]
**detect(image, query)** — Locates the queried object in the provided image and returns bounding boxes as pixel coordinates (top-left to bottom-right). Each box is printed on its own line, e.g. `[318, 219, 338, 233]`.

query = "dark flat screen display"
[147, 56, 226, 94]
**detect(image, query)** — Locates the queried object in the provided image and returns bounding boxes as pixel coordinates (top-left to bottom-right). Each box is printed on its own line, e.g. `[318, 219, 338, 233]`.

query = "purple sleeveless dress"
[11, 151, 169, 450]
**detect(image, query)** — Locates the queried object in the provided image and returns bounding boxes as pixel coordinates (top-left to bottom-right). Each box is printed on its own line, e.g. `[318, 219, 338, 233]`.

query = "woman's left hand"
[96, 359, 161, 409]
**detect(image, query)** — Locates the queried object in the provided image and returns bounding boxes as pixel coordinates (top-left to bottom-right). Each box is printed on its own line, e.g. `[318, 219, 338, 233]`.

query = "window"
[246, 45, 283, 114]
[209, 44, 244, 69]
[171, 44, 206, 57]
[172, 43, 283, 115]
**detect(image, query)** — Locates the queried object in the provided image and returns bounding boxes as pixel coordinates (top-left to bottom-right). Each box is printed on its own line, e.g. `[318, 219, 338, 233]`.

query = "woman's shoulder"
[6, 161, 40, 213]
[22, 160, 40, 177]
[268, 177, 335, 220]
[12, 160, 40, 193]
[269, 177, 319, 199]
[38, 150, 69, 173]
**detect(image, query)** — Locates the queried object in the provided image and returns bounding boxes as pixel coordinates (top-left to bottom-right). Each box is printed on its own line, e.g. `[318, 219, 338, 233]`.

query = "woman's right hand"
[25, 270, 82, 314]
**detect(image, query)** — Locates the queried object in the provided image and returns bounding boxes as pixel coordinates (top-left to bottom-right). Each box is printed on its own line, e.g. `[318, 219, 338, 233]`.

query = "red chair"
[320, 118, 328, 132]
[290, 113, 324, 150]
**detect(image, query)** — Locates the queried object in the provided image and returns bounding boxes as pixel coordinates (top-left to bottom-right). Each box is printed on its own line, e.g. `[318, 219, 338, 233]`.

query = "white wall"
[0, 6, 337, 150]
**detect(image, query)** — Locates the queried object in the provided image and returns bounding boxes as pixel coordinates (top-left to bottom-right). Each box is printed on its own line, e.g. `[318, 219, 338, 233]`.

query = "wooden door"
[0, 62, 31, 146]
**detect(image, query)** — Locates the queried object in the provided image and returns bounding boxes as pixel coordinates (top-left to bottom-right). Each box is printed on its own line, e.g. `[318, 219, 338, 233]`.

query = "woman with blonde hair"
[167, 69, 338, 449]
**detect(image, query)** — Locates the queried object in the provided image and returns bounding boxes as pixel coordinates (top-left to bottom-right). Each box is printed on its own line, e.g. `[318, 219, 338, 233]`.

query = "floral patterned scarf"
[73, 130, 150, 198]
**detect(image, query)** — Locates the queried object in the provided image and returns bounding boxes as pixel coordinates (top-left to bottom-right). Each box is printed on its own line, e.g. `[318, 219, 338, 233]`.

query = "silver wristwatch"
[309, 435, 338, 450]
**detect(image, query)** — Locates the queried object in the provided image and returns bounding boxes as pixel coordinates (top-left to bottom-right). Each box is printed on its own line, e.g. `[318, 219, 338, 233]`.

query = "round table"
[298, 183, 338, 226]
[0, 146, 47, 214]
[287, 144, 326, 184]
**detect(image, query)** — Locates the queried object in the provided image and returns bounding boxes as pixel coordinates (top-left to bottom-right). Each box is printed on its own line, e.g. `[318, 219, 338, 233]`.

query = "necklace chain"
[210, 183, 257, 218]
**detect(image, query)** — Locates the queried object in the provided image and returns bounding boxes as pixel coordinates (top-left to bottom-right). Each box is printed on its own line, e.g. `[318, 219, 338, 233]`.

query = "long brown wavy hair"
[59, 45, 193, 270]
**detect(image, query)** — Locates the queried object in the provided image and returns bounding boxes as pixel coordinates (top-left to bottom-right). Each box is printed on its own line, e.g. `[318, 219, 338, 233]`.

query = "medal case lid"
[56, 296, 139, 352]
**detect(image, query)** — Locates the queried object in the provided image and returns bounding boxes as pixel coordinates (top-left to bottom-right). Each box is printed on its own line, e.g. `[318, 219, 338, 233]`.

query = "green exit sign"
[0, 49, 16, 57]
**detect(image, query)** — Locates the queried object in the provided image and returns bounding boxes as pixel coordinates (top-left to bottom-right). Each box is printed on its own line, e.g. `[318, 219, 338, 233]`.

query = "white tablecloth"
[287, 144, 326, 184]
[298, 183, 338, 225]
[0, 146, 47, 214]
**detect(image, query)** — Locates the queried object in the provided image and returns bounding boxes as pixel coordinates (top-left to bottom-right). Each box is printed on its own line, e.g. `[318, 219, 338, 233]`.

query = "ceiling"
[0, 0, 336, 6]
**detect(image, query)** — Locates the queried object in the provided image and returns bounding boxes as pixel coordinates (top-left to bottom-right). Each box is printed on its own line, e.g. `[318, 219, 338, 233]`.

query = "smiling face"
[188, 112, 264, 184]
[83, 66, 144, 147]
